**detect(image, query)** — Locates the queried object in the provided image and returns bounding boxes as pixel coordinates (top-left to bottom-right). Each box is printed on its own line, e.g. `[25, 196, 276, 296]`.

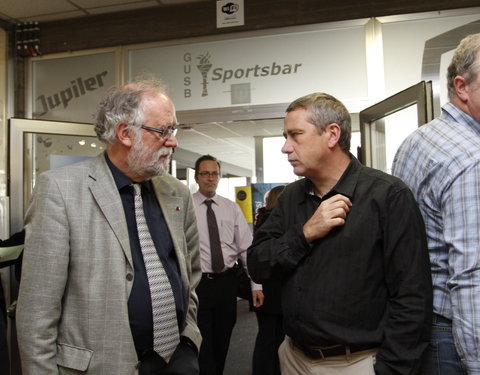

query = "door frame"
[9, 118, 96, 233]
[359, 81, 433, 169]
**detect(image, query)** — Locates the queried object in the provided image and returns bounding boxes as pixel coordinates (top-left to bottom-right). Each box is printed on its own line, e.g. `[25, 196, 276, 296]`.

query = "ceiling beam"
[34, 0, 480, 55]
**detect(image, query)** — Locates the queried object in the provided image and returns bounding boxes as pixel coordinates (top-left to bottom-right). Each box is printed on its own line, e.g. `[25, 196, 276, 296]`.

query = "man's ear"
[326, 123, 341, 148]
[116, 123, 135, 147]
[454, 75, 469, 102]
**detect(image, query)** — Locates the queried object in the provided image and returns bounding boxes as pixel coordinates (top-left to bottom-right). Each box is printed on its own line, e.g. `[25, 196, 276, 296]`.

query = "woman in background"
[251, 185, 285, 375]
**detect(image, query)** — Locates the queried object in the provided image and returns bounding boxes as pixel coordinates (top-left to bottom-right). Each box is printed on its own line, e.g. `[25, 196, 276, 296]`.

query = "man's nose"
[165, 134, 178, 148]
[281, 139, 292, 154]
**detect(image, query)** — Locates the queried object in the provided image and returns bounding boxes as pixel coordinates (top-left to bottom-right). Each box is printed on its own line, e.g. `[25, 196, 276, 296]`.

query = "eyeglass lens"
[199, 172, 220, 177]
[141, 125, 178, 139]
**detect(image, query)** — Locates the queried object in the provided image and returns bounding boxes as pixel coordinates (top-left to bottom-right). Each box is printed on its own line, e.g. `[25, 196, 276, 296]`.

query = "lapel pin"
[176, 206, 181, 211]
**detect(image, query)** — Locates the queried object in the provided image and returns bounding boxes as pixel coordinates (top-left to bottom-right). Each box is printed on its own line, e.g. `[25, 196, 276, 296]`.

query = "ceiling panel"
[175, 118, 284, 175]
[0, 0, 207, 23]
[0, 0, 77, 20]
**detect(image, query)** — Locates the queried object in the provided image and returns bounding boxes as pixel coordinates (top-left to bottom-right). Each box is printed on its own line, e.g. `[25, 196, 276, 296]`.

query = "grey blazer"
[17, 154, 201, 374]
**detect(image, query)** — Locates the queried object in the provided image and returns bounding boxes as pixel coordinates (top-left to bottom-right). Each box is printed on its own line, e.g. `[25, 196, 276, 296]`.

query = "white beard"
[127, 135, 171, 180]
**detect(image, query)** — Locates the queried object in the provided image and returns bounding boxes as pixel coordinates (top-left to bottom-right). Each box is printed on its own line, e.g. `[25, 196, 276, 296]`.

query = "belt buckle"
[313, 347, 326, 360]
[206, 273, 215, 280]
[312, 344, 346, 359]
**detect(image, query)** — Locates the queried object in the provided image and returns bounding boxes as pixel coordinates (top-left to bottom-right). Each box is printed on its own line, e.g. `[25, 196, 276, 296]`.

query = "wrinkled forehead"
[142, 92, 176, 119]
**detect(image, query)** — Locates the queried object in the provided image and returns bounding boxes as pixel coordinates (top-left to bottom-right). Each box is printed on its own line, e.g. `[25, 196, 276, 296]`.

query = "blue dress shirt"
[392, 102, 480, 371]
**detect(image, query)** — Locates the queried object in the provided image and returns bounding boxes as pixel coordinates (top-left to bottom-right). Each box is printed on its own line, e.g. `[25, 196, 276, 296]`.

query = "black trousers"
[0, 282, 10, 375]
[252, 312, 284, 375]
[197, 270, 238, 375]
[139, 341, 199, 375]
[0, 316, 9, 375]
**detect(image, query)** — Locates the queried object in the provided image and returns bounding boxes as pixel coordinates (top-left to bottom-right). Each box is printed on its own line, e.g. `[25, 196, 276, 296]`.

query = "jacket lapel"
[151, 177, 187, 275]
[87, 154, 133, 267]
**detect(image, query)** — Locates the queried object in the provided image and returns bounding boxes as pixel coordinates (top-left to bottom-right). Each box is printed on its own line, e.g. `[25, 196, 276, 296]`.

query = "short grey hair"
[447, 33, 480, 100]
[286, 92, 351, 152]
[93, 79, 168, 144]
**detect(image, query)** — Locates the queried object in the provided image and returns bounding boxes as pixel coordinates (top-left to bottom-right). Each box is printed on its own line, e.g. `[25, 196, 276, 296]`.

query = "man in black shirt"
[247, 93, 432, 374]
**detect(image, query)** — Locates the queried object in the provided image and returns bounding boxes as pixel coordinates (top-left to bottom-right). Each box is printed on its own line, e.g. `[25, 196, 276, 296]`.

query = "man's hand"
[303, 194, 352, 243]
[252, 290, 264, 308]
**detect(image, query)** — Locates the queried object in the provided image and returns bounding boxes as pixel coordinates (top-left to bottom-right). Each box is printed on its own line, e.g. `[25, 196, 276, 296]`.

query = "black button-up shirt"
[105, 155, 185, 357]
[247, 156, 432, 374]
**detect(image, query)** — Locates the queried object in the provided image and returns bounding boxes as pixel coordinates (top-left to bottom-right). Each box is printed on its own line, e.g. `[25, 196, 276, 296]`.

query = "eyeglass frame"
[197, 171, 221, 178]
[140, 124, 178, 139]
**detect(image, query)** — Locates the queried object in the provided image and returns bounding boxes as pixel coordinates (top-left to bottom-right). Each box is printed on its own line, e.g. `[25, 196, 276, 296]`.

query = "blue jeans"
[420, 314, 467, 375]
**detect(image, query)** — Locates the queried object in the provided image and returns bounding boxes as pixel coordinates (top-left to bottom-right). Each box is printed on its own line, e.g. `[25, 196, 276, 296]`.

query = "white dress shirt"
[193, 191, 261, 290]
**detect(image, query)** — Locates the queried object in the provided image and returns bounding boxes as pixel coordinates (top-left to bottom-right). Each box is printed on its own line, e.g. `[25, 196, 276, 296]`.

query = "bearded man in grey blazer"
[16, 80, 202, 375]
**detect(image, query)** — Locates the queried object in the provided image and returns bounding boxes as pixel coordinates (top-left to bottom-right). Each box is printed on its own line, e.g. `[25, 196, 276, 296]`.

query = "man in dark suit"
[0, 230, 24, 375]
[17, 80, 202, 374]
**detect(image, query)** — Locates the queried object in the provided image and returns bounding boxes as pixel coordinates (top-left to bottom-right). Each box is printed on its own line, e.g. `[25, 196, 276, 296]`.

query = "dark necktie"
[204, 199, 225, 273]
[132, 183, 179, 362]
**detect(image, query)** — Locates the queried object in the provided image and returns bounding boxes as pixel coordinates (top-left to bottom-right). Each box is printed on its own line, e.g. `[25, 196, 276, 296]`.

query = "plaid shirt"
[392, 102, 480, 372]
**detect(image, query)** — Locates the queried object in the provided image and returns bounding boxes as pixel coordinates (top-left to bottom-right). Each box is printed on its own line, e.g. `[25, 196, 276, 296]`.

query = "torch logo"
[196, 52, 212, 97]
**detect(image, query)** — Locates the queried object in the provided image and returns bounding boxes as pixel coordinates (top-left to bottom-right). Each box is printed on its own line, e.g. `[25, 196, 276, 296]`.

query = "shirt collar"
[442, 102, 480, 136]
[332, 154, 359, 200]
[303, 154, 359, 202]
[196, 191, 218, 203]
[105, 153, 153, 193]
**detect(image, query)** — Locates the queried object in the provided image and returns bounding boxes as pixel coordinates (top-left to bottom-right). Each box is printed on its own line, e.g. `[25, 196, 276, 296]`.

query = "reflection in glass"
[30, 133, 102, 180]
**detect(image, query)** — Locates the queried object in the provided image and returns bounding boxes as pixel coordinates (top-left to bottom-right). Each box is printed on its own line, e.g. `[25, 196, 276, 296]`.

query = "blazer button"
[126, 273, 133, 281]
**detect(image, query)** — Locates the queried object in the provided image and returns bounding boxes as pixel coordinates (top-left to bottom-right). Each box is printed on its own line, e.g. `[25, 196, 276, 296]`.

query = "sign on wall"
[235, 186, 252, 223]
[216, 0, 244, 28]
[32, 52, 116, 123]
[128, 25, 368, 112]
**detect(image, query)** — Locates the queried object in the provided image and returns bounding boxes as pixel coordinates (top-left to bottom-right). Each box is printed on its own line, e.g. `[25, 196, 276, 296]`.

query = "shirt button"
[126, 273, 133, 281]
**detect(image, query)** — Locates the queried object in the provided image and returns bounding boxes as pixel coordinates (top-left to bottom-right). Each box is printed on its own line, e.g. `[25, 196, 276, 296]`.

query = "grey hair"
[447, 33, 480, 101]
[286, 92, 351, 152]
[93, 79, 168, 144]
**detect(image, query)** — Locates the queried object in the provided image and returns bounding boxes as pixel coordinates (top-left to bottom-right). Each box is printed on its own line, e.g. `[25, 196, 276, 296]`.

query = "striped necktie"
[132, 183, 179, 362]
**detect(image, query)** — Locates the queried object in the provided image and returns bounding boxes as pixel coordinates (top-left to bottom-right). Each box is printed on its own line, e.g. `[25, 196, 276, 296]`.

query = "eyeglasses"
[197, 171, 220, 177]
[140, 124, 178, 139]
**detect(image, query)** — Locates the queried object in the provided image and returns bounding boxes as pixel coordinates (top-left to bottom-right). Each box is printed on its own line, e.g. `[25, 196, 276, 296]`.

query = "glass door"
[359, 81, 433, 173]
[9, 119, 99, 233]
[8, 118, 99, 375]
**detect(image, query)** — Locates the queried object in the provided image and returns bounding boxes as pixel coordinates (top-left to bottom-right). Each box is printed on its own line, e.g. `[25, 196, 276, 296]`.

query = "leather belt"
[432, 313, 452, 325]
[293, 340, 375, 360]
[202, 267, 235, 280]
